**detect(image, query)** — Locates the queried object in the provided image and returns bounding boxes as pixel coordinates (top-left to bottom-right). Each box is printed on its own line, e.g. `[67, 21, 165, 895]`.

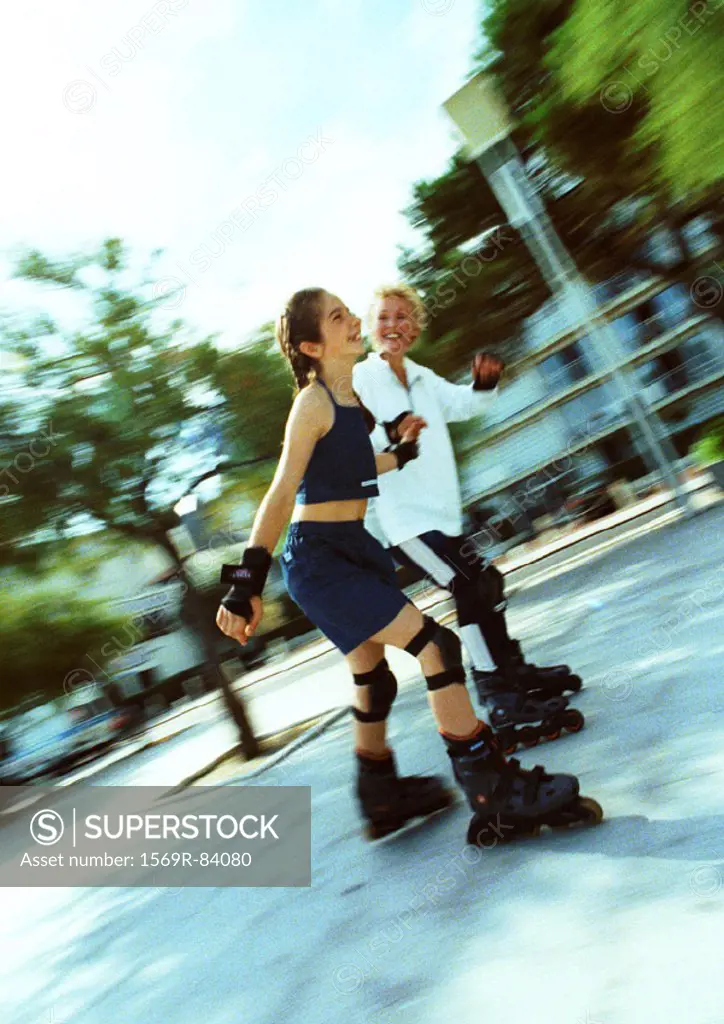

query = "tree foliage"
[400, 0, 724, 378]
[0, 585, 131, 711]
[539, 0, 724, 199]
[0, 239, 291, 554]
[0, 239, 296, 752]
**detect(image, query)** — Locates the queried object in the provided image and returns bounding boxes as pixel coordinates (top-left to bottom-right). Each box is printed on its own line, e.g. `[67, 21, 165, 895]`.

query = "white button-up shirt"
[352, 352, 497, 546]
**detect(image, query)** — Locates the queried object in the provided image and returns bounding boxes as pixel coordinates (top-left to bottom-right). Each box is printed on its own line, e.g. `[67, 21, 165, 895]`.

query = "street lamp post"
[442, 72, 691, 516]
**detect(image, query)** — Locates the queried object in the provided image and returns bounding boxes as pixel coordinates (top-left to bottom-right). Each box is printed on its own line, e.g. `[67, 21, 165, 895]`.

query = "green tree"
[540, 0, 724, 199]
[400, 0, 724, 378]
[479, 0, 724, 280]
[0, 239, 295, 757]
[0, 584, 131, 712]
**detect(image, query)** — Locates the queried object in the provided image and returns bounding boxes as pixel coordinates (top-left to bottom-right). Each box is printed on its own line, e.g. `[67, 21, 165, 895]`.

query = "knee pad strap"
[405, 617, 466, 690]
[352, 659, 398, 723]
[425, 622, 466, 691]
[404, 615, 438, 657]
[426, 669, 466, 692]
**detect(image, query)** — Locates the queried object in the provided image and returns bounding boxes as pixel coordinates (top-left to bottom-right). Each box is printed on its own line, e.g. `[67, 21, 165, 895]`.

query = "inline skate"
[472, 667, 584, 755]
[356, 752, 455, 840]
[507, 639, 583, 698]
[445, 725, 602, 846]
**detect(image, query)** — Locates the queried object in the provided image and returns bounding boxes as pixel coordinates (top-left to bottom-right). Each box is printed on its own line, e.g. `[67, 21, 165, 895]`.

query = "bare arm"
[216, 387, 330, 646]
[248, 385, 331, 551]
[375, 451, 400, 475]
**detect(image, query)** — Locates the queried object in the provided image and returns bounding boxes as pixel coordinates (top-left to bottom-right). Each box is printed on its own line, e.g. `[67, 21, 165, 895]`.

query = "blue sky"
[2, 0, 483, 346]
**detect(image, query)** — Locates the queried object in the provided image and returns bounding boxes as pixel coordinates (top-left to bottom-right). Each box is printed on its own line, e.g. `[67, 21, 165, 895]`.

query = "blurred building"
[460, 272, 724, 522]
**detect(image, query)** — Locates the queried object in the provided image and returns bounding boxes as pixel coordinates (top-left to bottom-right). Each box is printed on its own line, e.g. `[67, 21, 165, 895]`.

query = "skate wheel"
[428, 791, 456, 816]
[468, 815, 541, 846]
[563, 709, 584, 733]
[544, 729, 561, 742]
[567, 675, 583, 693]
[467, 817, 486, 846]
[363, 791, 455, 841]
[576, 796, 604, 825]
[520, 726, 539, 748]
[363, 820, 403, 841]
[502, 740, 518, 756]
[546, 796, 604, 831]
[466, 816, 519, 846]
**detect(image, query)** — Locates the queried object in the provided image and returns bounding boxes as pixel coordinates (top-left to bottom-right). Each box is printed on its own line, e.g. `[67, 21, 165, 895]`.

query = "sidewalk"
[5, 503, 723, 1024]
[56, 480, 722, 791]
[173, 480, 722, 789]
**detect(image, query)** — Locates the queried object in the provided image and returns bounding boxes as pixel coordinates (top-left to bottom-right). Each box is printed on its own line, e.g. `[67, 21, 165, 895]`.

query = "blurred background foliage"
[0, 583, 132, 709]
[403, 0, 724, 373]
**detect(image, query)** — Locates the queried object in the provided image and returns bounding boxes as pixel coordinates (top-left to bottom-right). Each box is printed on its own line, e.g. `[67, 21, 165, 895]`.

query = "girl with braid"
[216, 288, 602, 843]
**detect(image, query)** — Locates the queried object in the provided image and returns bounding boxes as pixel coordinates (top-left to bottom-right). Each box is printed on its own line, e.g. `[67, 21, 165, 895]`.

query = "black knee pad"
[426, 622, 466, 691]
[455, 566, 507, 626]
[405, 616, 466, 692]
[352, 659, 398, 723]
[484, 564, 507, 612]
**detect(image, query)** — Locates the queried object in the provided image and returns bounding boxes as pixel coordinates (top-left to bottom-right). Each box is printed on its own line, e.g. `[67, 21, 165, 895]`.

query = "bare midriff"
[291, 498, 367, 523]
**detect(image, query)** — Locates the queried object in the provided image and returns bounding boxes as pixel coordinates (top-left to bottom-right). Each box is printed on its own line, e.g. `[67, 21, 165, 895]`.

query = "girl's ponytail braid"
[276, 289, 326, 392]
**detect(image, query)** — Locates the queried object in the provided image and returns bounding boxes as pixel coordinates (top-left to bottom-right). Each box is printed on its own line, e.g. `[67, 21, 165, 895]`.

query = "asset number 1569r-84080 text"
[141, 851, 252, 867]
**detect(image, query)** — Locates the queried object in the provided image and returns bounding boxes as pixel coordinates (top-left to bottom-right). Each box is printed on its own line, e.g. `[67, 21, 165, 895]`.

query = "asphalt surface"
[2, 503, 724, 1024]
[53, 492, 714, 793]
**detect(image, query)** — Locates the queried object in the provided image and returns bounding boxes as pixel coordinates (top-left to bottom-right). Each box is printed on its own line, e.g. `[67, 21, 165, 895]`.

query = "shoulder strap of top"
[316, 376, 337, 405]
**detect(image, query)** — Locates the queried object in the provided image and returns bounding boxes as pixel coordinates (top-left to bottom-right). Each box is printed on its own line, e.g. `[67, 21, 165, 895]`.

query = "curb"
[499, 483, 719, 577]
[65, 490, 723, 795]
[160, 493, 724, 794]
[52, 723, 200, 786]
[164, 706, 350, 795]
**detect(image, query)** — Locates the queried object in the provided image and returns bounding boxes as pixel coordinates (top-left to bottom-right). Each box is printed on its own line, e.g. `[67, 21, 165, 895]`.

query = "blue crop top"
[295, 380, 379, 504]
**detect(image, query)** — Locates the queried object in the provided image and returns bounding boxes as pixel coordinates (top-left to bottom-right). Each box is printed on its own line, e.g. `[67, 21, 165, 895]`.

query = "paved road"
[2, 504, 723, 1024]
[60, 497, 712, 791]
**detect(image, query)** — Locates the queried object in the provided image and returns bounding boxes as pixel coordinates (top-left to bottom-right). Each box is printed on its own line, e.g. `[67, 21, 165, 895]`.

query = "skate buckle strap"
[517, 763, 548, 805]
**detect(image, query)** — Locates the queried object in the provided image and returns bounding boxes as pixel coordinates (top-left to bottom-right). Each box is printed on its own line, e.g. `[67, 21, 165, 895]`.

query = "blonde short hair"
[368, 283, 428, 331]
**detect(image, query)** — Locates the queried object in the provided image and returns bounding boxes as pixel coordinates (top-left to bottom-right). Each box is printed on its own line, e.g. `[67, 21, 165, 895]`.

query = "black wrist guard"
[383, 411, 412, 445]
[472, 378, 498, 392]
[393, 439, 419, 470]
[220, 547, 272, 618]
[220, 590, 253, 620]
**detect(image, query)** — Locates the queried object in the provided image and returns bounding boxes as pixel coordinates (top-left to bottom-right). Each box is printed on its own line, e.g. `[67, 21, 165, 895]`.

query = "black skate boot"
[507, 639, 583, 698]
[444, 725, 602, 846]
[472, 668, 584, 755]
[356, 751, 454, 841]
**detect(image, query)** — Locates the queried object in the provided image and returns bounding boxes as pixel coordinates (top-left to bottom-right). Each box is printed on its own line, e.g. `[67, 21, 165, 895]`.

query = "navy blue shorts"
[280, 520, 410, 655]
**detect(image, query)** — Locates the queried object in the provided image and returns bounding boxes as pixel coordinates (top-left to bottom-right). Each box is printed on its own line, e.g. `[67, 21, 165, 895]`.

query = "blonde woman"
[353, 285, 584, 755]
